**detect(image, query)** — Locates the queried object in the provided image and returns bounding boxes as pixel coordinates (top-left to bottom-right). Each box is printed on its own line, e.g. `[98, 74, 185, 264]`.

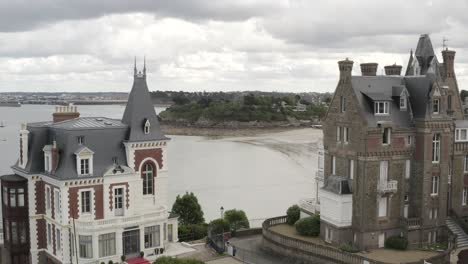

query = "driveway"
[228, 235, 297, 264]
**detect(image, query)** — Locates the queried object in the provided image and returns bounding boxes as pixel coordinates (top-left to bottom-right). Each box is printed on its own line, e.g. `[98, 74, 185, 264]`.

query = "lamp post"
[220, 206, 224, 219]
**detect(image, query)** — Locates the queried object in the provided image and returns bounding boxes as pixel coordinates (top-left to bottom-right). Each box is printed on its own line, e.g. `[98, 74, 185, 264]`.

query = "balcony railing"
[400, 217, 421, 230]
[378, 180, 398, 193]
[73, 209, 167, 230]
[298, 198, 320, 214]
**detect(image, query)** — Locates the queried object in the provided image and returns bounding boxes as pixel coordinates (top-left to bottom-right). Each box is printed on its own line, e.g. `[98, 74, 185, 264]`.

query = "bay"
[0, 105, 319, 226]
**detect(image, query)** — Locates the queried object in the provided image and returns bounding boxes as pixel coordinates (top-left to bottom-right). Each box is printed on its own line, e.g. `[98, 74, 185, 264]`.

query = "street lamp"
[220, 206, 224, 219]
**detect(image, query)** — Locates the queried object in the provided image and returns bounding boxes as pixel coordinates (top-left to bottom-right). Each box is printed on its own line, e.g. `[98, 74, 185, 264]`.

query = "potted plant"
[140, 251, 144, 258]
[121, 255, 126, 262]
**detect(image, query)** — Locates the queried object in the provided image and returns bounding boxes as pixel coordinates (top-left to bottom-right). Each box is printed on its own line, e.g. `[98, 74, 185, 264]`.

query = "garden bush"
[295, 215, 320, 237]
[178, 223, 208, 242]
[153, 256, 205, 264]
[384, 236, 408, 250]
[286, 205, 300, 225]
[339, 243, 359, 253]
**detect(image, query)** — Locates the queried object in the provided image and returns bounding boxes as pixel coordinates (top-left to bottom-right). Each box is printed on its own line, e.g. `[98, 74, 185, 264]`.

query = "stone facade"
[320, 34, 465, 250]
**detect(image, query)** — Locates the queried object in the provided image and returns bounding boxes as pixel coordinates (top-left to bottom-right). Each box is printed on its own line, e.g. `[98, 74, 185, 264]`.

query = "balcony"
[400, 217, 421, 230]
[378, 180, 398, 194]
[74, 207, 168, 231]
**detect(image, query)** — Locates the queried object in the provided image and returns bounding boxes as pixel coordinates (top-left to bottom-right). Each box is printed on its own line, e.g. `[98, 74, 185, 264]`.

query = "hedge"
[295, 215, 320, 237]
[384, 236, 408, 250]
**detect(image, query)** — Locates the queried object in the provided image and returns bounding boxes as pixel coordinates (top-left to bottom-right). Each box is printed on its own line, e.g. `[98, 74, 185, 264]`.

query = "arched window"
[144, 120, 151, 135]
[142, 163, 154, 195]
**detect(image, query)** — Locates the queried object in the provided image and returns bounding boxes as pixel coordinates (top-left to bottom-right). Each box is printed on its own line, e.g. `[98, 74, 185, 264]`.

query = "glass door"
[114, 188, 124, 216]
[123, 230, 140, 257]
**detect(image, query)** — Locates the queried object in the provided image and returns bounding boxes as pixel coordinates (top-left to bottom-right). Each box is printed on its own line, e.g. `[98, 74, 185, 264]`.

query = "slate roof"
[12, 67, 168, 180]
[122, 72, 167, 142]
[0, 174, 27, 182]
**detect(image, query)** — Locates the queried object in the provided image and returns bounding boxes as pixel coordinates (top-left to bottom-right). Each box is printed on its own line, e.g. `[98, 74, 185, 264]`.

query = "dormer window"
[374, 101, 389, 115]
[433, 99, 440, 114]
[42, 145, 53, 173]
[74, 146, 94, 176]
[144, 119, 151, 134]
[400, 96, 407, 110]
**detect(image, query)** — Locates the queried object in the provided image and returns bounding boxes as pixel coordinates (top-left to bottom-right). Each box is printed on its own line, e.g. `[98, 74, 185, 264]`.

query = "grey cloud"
[0, 0, 286, 32]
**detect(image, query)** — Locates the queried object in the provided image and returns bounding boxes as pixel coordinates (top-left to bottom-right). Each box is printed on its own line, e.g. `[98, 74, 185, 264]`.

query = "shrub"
[295, 215, 320, 237]
[384, 236, 408, 250]
[154, 256, 205, 264]
[286, 205, 300, 225]
[171, 192, 205, 225]
[178, 223, 208, 242]
[121, 255, 126, 261]
[339, 243, 359, 253]
[209, 218, 230, 234]
[101, 262, 106, 264]
[108, 261, 113, 264]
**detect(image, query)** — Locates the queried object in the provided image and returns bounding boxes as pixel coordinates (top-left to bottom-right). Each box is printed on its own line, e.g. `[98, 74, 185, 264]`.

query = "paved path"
[206, 257, 242, 264]
[229, 235, 299, 264]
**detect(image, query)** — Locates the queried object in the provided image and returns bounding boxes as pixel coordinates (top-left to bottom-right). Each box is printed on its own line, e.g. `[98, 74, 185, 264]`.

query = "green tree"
[154, 256, 205, 264]
[224, 209, 250, 231]
[171, 192, 205, 225]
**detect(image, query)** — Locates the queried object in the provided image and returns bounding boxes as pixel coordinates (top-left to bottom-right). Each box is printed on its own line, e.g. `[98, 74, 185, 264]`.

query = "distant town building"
[1, 62, 178, 263]
[316, 34, 466, 250]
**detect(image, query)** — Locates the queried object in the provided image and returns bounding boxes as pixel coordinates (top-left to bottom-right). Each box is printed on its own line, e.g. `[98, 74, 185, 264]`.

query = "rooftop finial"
[443, 37, 449, 50]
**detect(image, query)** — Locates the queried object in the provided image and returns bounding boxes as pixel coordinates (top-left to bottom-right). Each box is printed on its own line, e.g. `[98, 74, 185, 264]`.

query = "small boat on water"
[0, 121, 4, 127]
[0, 101, 21, 107]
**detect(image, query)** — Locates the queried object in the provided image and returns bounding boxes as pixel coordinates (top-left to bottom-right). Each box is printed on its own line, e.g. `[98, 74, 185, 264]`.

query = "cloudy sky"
[1, 0, 468, 93]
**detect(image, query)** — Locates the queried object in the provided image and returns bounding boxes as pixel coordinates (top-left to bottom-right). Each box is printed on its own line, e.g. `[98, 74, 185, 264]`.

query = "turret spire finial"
[134, 56, 137, 76]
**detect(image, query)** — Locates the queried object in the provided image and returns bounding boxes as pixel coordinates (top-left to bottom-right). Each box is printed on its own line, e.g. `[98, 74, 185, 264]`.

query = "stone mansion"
[318, 34, 468, 250]
[1, 62, 178, 263]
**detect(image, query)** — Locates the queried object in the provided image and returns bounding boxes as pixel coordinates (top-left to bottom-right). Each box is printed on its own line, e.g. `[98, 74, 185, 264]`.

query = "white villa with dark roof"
[1, 62, 178, 264]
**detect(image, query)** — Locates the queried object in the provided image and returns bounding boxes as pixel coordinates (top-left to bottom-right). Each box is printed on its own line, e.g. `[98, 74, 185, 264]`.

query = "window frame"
[463, 187, 468, 206]
[340, 96, 346, 112]
[374, 101, 390, 115]
[79, 235, 93, 259]
[405, 160, 411, 179]
[349, 159, 354, 180]
[400, 96, 407, 110]
[142, 163, 155, 195]
[144, 225, 161, 248]
[343, 127, 349, 143]
[80, 158, 90, 175]
[433, 98, 440, 114]
[382, 128, 391, 145]
[431, 176, 439, 196]
[331, 155, 336, 175]
[80, 190, 92, 214]
[98, 233, 116, 258]
[432, 134, 441, 163]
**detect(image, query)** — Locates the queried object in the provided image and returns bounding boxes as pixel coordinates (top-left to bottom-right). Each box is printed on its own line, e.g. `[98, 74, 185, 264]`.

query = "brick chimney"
[338, 58, 354, 84]
[384, 64, 402, 76]
[360, 63, 378, 76]
[442, 48, 456, 78]
[53, 105, 80, 123]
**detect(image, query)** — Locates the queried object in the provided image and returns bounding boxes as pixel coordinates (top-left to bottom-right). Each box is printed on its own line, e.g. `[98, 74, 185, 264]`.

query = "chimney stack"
[360, 63, 378, 76]
[442, 48, 456, 78]
[338, 58, 354, 84]
[384, 64, 402, 76]
[53, 104, 80, 123]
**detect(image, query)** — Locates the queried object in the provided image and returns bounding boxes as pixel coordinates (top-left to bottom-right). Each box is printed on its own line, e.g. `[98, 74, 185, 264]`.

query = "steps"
[126, 257, 151, 264]
[446, 218, 468, 248]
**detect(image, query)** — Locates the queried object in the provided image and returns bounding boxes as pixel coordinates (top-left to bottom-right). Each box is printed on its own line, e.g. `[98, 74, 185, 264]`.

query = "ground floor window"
[79, 235, 93, 258]
[144, 225, 160, 248]
[99, 233, 116, 257]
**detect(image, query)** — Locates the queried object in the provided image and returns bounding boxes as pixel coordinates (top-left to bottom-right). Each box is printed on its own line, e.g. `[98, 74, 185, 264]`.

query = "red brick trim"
[37, 219, 46, 249]
[134, 148, 163, 171]
[35, 181, 45, 215]
[68, 184, 104, 220]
